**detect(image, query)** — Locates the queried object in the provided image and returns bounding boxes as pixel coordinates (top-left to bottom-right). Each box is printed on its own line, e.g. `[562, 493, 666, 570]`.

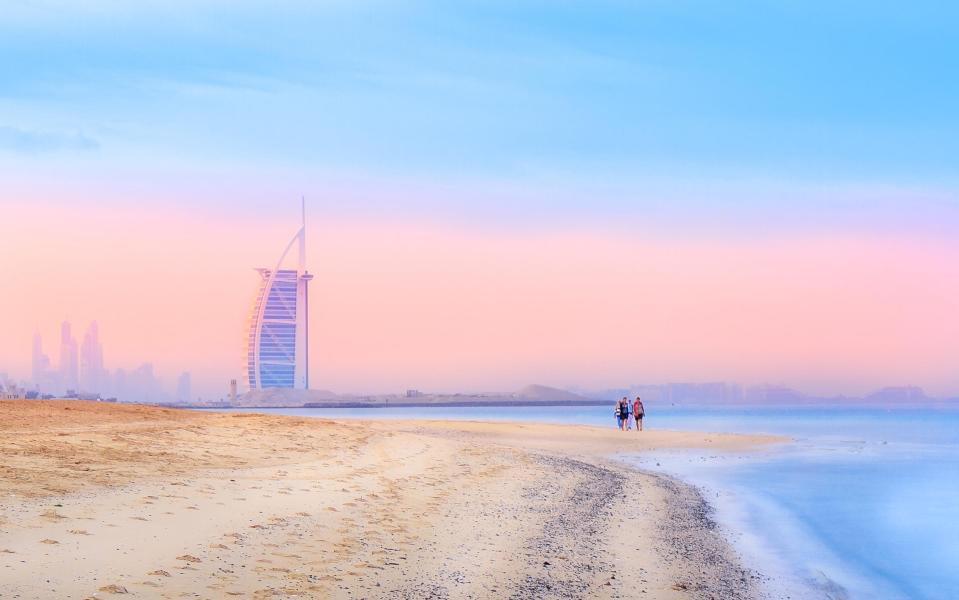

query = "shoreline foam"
[624, 444, 917, 600]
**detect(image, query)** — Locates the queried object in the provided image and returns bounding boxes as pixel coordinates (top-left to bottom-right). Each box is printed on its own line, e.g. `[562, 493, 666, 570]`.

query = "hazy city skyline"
[26, 319, 193, 403]
[11, 315, 959, 403]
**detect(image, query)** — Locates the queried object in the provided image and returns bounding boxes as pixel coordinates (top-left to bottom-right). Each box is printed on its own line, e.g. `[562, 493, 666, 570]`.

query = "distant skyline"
[27, 319, 188, 403]
[2, 2, 958, 398]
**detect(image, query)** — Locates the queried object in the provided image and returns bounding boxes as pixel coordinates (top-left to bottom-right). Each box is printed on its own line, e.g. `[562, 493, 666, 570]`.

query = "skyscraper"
[59, 321, 79, 393]
[118, 363, 161, 403]
[176, 372, 192, 403]
[246, 201, 313, 390]
[80, 321, 105, 393]
[31, 332, 51, 389]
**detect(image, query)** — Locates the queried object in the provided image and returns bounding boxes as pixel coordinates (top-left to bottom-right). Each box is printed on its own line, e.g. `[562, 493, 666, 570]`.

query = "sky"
[1, 1, 958, 398]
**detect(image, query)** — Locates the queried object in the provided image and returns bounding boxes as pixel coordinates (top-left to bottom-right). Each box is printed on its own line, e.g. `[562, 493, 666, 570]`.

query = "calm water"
[220, 405, 959, 599]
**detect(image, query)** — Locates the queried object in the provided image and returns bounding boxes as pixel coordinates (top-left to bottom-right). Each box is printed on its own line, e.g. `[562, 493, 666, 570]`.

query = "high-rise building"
[80, 321, 105, 394]
[246, 201, 313, 390]
[31, 332, 52, 389]
[128, 363, 161, 403]
[176, 372, 192, 403]
[59, 321, 79, 393]
[114, 368, 127, 399]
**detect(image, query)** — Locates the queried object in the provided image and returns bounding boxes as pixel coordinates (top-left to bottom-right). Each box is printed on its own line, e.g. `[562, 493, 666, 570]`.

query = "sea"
[219, 405, 959, 600]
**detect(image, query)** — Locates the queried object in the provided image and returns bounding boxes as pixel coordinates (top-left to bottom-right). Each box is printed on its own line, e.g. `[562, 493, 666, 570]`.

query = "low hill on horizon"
[221, 383, 600, 408]
[514, 384, 596, 402]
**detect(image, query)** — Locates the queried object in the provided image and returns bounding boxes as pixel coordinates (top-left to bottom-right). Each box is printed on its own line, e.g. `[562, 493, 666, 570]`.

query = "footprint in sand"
[68, 529, 91, 535]
[176, 554, 202, 563]
[98, 584, 129, 594]
[148, 570, 171, 577]
[40, 539, 59, 545]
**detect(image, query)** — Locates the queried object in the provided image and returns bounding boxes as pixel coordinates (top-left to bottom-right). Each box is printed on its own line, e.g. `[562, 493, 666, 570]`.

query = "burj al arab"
[246, 202, 313, 390]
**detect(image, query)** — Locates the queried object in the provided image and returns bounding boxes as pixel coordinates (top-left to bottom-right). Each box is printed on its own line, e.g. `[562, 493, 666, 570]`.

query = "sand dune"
[0, 401, 781, 599]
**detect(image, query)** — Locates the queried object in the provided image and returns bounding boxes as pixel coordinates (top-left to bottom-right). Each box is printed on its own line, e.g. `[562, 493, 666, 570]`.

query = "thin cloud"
[0, 126, 99, 153]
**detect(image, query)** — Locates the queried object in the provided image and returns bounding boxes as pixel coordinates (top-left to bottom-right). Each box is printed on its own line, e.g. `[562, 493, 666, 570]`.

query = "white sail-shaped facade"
[246, 204, 312, 390]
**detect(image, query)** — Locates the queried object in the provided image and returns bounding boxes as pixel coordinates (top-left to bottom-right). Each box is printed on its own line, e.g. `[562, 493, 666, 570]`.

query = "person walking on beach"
[633, 396, 644, 431]
[619, 397, 630, 431]
[614, 399, 623, 429]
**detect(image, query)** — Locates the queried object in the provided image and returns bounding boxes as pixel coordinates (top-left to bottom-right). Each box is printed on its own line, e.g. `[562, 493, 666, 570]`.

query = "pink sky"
[2, 200, 958, 398]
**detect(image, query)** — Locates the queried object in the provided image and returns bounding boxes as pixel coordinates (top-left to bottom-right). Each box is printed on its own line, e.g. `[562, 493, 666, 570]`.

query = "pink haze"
[2, 200, 957, 398]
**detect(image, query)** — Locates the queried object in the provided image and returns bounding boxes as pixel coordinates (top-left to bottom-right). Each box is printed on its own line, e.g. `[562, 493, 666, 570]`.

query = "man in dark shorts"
[633, 396, 644, 431]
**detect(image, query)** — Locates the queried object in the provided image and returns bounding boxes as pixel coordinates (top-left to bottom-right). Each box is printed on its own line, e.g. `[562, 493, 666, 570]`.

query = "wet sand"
[0, 401, 782, 599]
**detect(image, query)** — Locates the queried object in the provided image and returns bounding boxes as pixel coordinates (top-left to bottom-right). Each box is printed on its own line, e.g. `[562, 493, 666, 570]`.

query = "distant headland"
[156, 382, 959, 410]
[186, 384, 607, 409]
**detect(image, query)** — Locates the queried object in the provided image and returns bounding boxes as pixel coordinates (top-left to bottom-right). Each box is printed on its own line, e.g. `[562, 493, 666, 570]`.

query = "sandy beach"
[0, 401, 782, 599]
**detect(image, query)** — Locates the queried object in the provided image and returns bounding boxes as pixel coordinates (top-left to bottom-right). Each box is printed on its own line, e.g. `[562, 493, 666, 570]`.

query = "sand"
[0, 401, 783, 599]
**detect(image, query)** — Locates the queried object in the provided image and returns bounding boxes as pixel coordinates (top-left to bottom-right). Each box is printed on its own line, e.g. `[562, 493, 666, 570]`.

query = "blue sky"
[2, 1, 958, 229]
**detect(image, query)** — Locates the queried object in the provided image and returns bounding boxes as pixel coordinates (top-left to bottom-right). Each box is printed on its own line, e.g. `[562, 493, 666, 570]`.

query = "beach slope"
[0, 401, 780, 599]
